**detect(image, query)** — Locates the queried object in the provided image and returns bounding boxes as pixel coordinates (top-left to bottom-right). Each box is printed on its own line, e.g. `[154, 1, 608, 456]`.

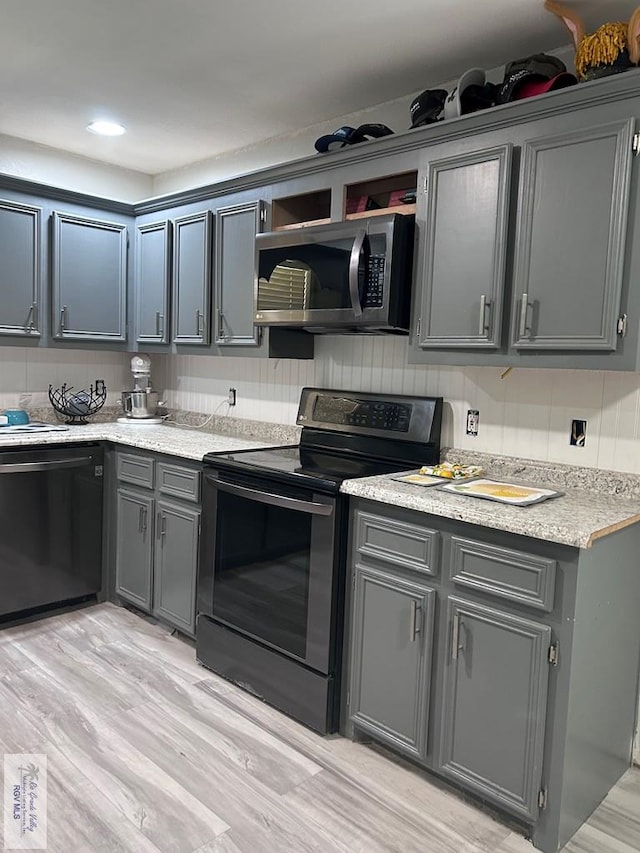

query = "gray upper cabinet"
[51, 210, 128, 341]
[136, 219, 171, 344]
[349, 563, 435, 761]
[512, 119, 634, 351]
[437, 596, 551, 821]
[418, 145, 512, 348]
[0, 199, 41, 337]
[172, 210, 212, 345]
[215, 199, 265, 346]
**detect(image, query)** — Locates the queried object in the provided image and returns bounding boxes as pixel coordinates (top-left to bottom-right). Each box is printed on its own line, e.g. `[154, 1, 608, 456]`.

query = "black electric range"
[197, 388, 443, 733]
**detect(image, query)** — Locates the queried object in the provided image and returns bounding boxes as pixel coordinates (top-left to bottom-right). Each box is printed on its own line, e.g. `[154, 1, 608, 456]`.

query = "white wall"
[0, 347, 129, 411]
[0, 133, 152, 201]
[153, 336, 640, 474]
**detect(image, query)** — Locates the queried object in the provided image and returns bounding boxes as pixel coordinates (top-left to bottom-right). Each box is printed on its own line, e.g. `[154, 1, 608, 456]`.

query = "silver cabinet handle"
[141, 506, 148, 533]
[452, 611, 464, 660]
[216, 308, 225, 340]
[157, 511, 167, 540]
[519, 292, 531, 338]
[196, 309, 204, 336]
[156, 311, 165, 338]
[478, 294, 490, 336]
[138, 505, 144, 534]
[25, 301, 37, 333]
[60, 305, 68, 334]
[212, 477, 334, 516]
[409, 600, 421, 642]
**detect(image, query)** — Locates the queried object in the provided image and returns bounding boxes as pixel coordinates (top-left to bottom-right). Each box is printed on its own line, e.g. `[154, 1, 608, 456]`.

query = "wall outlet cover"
[570, 419, 586, 446]
[466, 409, 479, 436]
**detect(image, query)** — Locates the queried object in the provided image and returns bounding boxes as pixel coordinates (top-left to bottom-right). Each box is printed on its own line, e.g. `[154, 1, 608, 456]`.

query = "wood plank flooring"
[0, 602, 637, 853]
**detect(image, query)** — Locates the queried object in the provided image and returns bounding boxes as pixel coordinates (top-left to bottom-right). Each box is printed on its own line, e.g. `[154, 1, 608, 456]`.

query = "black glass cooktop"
[203, 444, 414, 493]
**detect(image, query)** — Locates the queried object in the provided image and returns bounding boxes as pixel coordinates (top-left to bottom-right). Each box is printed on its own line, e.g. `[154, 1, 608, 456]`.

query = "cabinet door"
[349, 564, 436, 761]
[0, 199, 41, 337]
[153, 500, 199, 635]
[215, 200, 264, 346]
[512, 119, 634, 350]
[172, 210, 212, 344]
[418, 145, 512, 348]
[115, 489, 154, 611]
[136, 220, 171, 344]
[51, 211, 128, 341]
[437, 597, 551, 820]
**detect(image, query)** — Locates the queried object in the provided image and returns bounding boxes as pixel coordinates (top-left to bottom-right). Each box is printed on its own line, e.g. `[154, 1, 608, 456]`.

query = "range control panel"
[297, 388, 443, 446]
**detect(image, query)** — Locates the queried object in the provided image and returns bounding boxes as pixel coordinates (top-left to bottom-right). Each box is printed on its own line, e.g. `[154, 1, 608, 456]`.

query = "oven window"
[213, 489, 312, 658]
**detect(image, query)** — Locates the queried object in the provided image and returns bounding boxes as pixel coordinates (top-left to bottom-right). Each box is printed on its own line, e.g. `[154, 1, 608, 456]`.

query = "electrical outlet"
[570, 419, 586, 446]
[228, 387, 237, 406]
[466, 409, 479, 436]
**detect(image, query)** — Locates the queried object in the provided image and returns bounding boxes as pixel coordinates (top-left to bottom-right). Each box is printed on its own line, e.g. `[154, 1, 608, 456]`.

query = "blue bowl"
[4, 409, 30, 426]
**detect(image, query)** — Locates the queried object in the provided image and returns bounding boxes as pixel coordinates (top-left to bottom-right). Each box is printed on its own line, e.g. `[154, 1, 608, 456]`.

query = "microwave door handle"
[211, 477, 334, 516]
[348, 229, 367, 319]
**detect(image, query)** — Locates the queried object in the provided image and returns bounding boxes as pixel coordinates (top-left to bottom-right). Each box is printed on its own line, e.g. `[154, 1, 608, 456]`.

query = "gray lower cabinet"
[51, 210, 128, 341]
[153, 499, 200, 635]
[114, 452, 200, 635]
[0, 198, 41, 337]
[437, 596, 551, 821]
[172, 210, 212, 345]
[115, 488, 154, 611]
[349, 564, 435, 760]
[136, 219, 171, 344]
[345, 498, 640, 853]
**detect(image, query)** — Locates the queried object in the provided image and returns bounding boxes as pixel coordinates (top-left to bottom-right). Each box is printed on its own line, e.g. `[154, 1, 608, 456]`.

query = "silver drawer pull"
[452, 612, 465, 660]
[196, 309, 205, 336]
[60, 305, 68, 334]
[156, 311, 165, 338]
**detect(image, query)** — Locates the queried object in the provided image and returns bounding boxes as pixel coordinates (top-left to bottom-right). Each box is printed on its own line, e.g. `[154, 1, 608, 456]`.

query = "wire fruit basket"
[48, 380, 107, 425]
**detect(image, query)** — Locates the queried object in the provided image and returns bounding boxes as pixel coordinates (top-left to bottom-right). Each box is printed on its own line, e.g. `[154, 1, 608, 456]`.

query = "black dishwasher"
[0, 444, 104, 621]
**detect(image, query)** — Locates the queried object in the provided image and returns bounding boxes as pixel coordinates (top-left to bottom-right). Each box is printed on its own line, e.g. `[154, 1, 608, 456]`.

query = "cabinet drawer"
[157, 462, 201, 503]
[448, 536, 556, 612]
[117, 453, 155, 489]
[356, 511, 439, 576]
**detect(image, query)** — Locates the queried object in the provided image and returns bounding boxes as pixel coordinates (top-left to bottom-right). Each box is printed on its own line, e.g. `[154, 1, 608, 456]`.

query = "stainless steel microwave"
[254, 212, 414, 333]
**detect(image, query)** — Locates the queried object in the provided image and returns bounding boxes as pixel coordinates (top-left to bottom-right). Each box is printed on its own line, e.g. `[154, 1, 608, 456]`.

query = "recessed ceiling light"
[86, 120, 126, 136]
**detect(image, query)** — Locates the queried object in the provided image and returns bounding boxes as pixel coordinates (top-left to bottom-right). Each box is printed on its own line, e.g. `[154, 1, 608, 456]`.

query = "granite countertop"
[341, 471, 640, 550]
[0, 422, 278, 460]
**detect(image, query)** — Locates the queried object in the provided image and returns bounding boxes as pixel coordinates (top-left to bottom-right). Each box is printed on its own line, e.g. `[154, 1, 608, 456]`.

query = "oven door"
[198, 470, 338, 674]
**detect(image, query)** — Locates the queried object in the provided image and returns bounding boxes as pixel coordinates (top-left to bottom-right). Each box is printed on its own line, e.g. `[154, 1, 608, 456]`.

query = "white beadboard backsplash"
[0, 347, 130, 410]
[152, 336, 640, 474]
[1, 340, 639, 475]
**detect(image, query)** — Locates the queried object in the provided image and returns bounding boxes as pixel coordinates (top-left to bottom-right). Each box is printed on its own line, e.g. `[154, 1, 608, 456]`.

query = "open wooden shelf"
[273, 217, 332, 231]
[345, 203, 416, 221]
[271, 190, 331, 230]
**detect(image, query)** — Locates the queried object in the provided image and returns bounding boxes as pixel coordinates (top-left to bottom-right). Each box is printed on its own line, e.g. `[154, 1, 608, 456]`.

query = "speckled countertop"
[341, 464, 640, 550]
[0, 422, 280, 460]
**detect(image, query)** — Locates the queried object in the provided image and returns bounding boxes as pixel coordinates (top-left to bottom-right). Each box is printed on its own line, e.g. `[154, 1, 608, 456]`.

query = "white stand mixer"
[117, 354, 166, 425]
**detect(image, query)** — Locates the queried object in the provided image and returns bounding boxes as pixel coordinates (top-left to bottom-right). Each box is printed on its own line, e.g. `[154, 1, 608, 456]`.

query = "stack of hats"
[409, 54, 577, 129]
[314, 123, 394, 153]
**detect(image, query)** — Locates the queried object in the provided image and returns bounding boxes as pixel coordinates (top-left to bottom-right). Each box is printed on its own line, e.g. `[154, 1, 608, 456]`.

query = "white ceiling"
[0, 0, 636, 175]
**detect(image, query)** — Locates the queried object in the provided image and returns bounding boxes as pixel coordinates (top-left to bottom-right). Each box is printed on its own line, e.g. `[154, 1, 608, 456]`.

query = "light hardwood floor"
[0, 602, 637, 853]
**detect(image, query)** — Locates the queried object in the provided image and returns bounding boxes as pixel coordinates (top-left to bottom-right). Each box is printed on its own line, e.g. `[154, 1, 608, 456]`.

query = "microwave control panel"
[363, 255, 386, 307]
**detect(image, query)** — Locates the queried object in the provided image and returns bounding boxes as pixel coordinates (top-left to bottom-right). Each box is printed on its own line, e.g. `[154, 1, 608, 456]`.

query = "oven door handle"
[212, 477, 334, 516]
[0, 457, 94, 473]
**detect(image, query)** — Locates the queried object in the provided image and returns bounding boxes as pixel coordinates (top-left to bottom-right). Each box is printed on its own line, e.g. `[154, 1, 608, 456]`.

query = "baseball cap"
[409, 89, 448, 128]
[514, 73, 578, 100]
[314, 123, 393, 153]
[497, 54, 573, 104]
[444, 68, 498, 119]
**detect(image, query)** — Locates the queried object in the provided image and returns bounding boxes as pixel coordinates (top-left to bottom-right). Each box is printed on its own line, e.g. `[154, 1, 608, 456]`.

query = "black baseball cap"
[315, 123, 393, 153]
[497, 54, 574, 104]
[409, 89, 448, 127]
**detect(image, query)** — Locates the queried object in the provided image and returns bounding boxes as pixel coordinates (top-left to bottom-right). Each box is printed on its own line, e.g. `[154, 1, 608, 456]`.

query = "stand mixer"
[118, 354, 166, 424]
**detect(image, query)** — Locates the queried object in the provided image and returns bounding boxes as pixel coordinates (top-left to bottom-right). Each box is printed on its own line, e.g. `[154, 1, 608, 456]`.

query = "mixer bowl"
[121, 390, 162, 419]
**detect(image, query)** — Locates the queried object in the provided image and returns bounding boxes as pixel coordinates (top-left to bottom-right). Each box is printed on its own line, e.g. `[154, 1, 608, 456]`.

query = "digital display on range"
[312, 396, 411, 432]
